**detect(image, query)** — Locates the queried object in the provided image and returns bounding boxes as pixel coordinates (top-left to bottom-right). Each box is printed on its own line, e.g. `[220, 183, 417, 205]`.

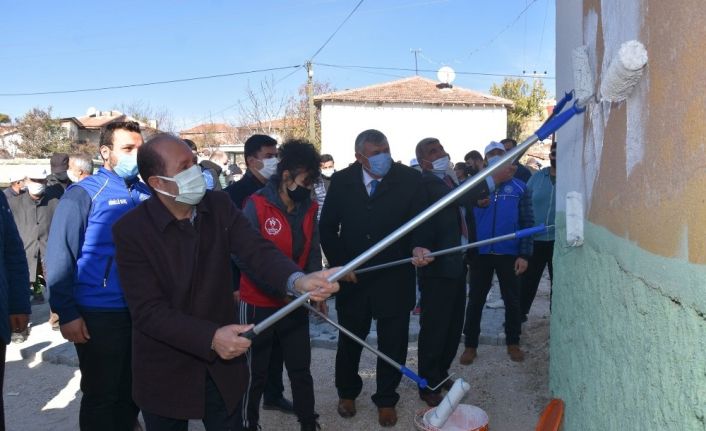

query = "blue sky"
[0, 0, 555, 130]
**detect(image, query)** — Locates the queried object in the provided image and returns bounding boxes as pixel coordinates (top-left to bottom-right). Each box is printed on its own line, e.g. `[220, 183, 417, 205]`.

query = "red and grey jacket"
[240, 193, 318, 307]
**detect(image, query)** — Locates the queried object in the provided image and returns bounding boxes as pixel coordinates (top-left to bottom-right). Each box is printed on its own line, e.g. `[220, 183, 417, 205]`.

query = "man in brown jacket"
[113, 134, 339, 430]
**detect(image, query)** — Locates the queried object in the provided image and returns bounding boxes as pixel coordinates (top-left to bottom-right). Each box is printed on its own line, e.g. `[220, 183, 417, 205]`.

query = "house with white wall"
[0, 126, 22, 157]
[314, 76, 513, 166]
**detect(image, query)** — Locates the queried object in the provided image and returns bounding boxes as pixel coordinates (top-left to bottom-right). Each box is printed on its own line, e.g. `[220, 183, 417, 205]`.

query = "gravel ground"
[4, 274, 551, 431]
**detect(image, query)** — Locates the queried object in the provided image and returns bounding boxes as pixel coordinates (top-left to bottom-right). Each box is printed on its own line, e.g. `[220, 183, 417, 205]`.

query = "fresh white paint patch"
[600, 0, 647, 177]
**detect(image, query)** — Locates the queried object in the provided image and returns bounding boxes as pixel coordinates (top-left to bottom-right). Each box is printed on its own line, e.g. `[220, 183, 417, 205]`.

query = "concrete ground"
[4, 272, 551, 431]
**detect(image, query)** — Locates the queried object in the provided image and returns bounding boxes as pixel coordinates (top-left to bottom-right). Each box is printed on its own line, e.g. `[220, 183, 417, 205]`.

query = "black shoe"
[300, 421, 321, 431]
[263, 397, 295, 414]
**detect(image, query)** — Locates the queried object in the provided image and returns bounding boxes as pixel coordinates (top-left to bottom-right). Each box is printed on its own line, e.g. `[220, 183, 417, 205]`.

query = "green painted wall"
[550, 217, 706, 430]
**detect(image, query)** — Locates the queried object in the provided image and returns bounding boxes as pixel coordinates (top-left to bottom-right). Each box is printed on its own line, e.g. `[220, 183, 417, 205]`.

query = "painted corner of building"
[551, 1, 706, 429]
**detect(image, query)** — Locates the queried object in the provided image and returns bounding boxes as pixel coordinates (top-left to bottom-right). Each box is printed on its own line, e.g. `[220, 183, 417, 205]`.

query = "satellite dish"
[437, 66, 456, 85]
[86, 107, 97, 117]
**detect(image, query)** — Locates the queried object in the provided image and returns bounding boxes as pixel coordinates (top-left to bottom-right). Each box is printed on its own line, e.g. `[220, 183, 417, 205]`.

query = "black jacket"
[413, 171, 488, 280]
[7, 189, 61, 281]
[224, 171, 265, 209]
[319, 162, 424, 318]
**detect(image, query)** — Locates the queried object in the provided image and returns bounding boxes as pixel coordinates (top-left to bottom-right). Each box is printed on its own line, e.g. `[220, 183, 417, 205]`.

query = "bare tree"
[237, 76, 289, 137]
[16, 107, 72, 158]
[115, 101, 176, 133]
[284, 81, 334, 150]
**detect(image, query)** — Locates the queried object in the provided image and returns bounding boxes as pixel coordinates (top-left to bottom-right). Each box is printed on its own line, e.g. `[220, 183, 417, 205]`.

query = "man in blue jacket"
[0, 192, 32, 430]
[47, 121, 150, 431]
[461, 141, 534, 364]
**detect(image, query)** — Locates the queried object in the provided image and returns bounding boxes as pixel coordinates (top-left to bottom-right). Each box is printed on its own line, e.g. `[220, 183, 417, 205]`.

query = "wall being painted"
[552, 1, 706, 429]
[319, 102, 507, 166]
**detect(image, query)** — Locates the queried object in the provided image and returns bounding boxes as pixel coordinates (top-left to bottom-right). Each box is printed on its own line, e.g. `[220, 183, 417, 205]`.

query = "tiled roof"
[61, 111, 156, 130]
[0, 126, 18, 136]
[314, 76, 514, 107]
[241, 117, 304, 130]
[180, 123, 236, 135]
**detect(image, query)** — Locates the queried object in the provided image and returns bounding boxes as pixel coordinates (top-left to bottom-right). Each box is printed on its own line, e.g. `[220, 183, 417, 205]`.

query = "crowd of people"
[0, 121, 556, 431]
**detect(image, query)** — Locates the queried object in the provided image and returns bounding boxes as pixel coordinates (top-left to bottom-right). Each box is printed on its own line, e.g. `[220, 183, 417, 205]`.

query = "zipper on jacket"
[102, 256, 113, 287]
[490, 191, 499, 253]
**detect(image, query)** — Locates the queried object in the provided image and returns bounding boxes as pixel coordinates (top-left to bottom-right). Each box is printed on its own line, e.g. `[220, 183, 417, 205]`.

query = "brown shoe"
[378, 407, 398, 427]
[459, 347, 477, 365]
[507, 344, 525, 362]
[419, 391, 443, 407]
[337, 398, 356, 418]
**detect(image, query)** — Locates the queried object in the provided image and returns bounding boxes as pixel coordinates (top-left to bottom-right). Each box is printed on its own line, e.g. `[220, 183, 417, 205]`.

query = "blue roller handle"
[515, 224, 547, 239]
[401, 366, 428, 389]
[536, 101, 586, 141]
[552, 91, 574, 118]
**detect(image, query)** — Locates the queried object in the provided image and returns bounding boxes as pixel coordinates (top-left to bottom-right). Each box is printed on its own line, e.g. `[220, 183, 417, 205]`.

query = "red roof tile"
[180, 123, 237, 135]
[314, 76, 514, 107]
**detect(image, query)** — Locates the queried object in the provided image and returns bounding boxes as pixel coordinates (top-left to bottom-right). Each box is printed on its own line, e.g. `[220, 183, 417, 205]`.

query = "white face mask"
[67, 170, 81, 183]
[26, 181, 46, 196]
[257, 157, 278, 180]
[155, 165, 207, 205]
[429, 155, 451, 173]
[321, 168, 335, 178]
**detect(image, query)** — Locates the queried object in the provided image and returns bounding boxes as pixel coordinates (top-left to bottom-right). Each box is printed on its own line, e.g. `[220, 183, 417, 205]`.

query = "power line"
[468, 0, 540, 58]
[309, 0, 365, 61]
[314, 62, 555, 79]
[0, 65, 301, 97]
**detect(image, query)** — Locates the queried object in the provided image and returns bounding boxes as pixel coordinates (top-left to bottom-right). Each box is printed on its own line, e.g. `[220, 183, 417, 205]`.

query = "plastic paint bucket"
[413, 404, 489, 431]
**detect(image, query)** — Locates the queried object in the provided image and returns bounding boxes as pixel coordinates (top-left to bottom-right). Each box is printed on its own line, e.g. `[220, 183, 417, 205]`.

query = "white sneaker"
[486, 299, 505, 309]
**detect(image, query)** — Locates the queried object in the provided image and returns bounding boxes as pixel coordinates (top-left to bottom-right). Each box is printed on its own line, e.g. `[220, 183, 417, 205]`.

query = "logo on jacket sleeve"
[264, 217, 282, 235]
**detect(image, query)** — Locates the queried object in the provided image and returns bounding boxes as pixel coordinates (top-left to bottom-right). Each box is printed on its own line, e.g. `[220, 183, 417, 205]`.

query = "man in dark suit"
[319, 129, 430, 427]
[412, 138, 518, 406]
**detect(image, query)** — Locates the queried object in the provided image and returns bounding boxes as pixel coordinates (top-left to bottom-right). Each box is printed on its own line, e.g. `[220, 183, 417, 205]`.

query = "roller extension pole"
[241, 108, 583, 340]
[355, 224, 549, 275]
[302, 302, 430, 389]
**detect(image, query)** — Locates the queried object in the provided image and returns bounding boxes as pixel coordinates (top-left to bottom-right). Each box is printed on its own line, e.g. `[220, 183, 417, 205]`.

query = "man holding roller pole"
[412, 137, 516, 407]
[460, 141, 534, 364]
[112, 134, 339, 430]
[320, 129, 429, 427]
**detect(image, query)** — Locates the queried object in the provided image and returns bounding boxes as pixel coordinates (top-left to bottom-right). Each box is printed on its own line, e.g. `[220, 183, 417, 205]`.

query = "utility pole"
[306, 62, 315, 144]
[410, 48, 421, 75]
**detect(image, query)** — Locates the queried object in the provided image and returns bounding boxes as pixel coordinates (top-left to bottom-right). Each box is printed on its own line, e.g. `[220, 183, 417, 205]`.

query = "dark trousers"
[237, 303, 316, 428]
[0, 343, 5, 431]
[262, 337, 285, 404]
[521, 240, 554, 316]
[335, 307, 409, 407]
[464, 254, 522, 347]
[418, 275, 466, 394]
[74, 311, 139, 431]
[142, 374, 237, 431]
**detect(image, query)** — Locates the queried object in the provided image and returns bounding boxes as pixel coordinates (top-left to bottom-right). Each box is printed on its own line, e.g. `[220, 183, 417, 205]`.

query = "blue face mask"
[363, 152, 392, 177]
[487, 155, 502, 166]
[113, 153, 139, 179]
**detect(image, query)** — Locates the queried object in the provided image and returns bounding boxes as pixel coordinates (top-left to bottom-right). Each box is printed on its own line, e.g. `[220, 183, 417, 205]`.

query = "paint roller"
[354, 224, 550, 275]
[302, 301, 455, 391]
[240, 39, 648, 341]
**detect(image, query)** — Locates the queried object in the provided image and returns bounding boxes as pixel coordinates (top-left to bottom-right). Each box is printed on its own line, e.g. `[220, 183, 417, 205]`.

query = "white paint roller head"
[571, 40, 647, 106]
[600, 40, 648, 102]
[425, 379, 471, 428]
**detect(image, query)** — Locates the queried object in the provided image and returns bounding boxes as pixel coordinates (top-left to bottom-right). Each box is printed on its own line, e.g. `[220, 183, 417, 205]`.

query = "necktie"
[444, 175, 469, 240]
[370, 179, 379, 196]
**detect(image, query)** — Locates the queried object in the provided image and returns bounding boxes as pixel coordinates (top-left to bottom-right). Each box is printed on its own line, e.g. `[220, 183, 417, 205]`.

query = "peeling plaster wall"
[552, 1, 706, 429]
